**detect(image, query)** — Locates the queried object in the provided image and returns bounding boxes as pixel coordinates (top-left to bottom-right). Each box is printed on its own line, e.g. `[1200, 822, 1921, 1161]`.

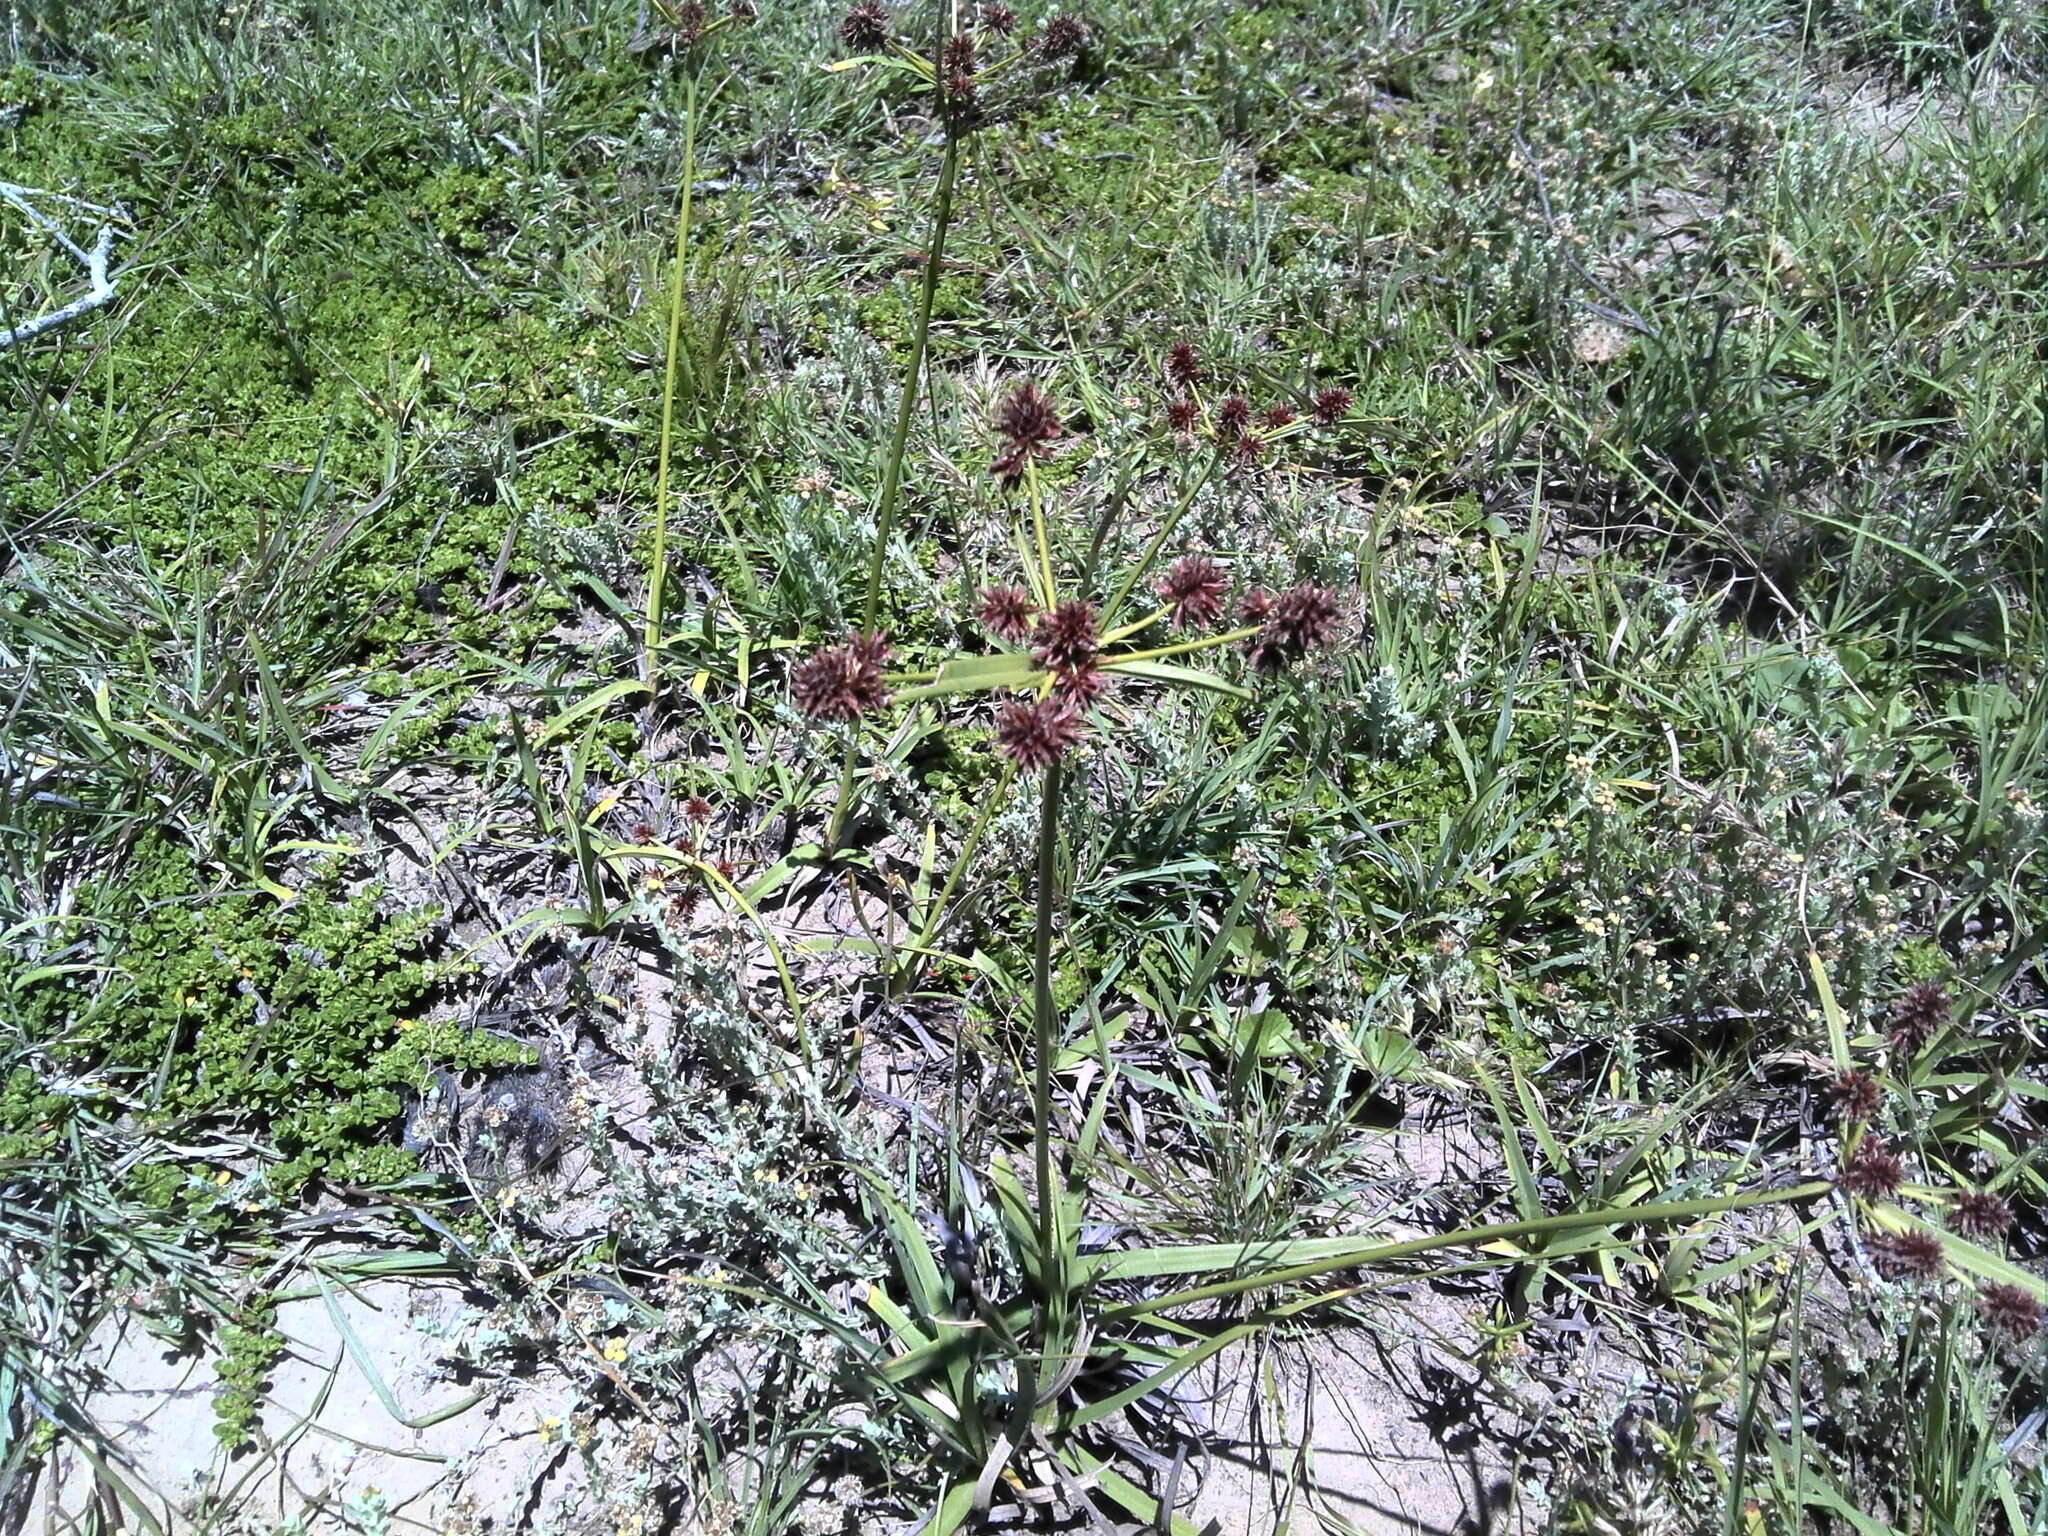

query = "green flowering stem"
[828, 125, 964, 848]
[644, 67, 700, 693]
[1099, 451, 1221, 627]
[1031, 757, 1066, 1334]
[860, 130, 962, 630]
[1102, 625, 1261, 668]
[1027, 459, 1056, 606]
[1094, 1179, 1836, 1321]
[1099, 606, 1171, 646]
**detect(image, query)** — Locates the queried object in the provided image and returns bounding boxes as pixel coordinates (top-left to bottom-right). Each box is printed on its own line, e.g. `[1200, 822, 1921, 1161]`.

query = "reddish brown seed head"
[1157, 554, 1229, 631]
[943, 72, 981, 118]
[840, 0, 888, 50]
[943, 31, 977, 73]
[995, 695, 1084, 769]
[673, 0, 708, 46]
[1038, 12, 1087, 58]
[1270, 584, 1340, 653]
[1165, 341, 1203, 388]
[683, 796, 714, 823]
[1870, 1230, 1945, 1282]
[1829, 1069, 1882, 1124]
[979, 585, 1039, 643]
[1030, 599, 1099, 677]
[980, 1, 1017, 33]
[1227, 432, 1266, 470]
[1838, 1137, 1906, 1200]
[1311, 385, 1353, 426]
[1214, 395, 1252, 438]
[1053, 661, 1112, 707]
[1889, 980, 1952, 1055]
[991, 379, 1063, 486]
[1951, 1190, 2014, 1238]
[1977, 1282, 2045, 1335]
[792, 631, 892, 721]
[1259, 402, 1298, 431]
[1165, 398, 1200, 434]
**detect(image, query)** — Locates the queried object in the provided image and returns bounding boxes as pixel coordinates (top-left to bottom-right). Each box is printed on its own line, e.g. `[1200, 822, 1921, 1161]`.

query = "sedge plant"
[822, 0, 1099, 844]
[777, 352, 2048, 1522]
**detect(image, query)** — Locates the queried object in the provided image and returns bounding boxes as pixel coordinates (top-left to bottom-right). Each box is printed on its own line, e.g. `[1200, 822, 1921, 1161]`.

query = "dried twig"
[0, 183, 125, 349]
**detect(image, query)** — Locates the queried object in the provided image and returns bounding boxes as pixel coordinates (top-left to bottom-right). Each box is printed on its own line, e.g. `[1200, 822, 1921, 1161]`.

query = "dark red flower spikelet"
[944, 72, 981, 117]
[1157, 554, 1229, 630]
[683, 796, 714, 823]
[980, 1, 1017, 33]
[1871, 1230, 1946, 1282]
[1237, 587, 1279, 668]
[1829, 1069, 1882, 1124]
[1236, 585, 1335, 675]
[791, 631, 892, 722]
[1165, 398, 1200, 435]
[666, 888, 703, 929]
[940, 32, 979, 114]
[1038, 12, 1087, 58]
[729, 0, 757, 22]
[1165, 341, 1203, 389]
[850, 629, 890, 671]
[1259, 402, 1298, 431]
[1311, 385, 1353, 427]
[1890, 980, 1952, 1054]
[1243, 637, 1289, 676]
[1227, 432, 1266, 471]
[1031, 599, 1098, 677]
[631, 821, 657, 845]
[1951, 1190, 2014, 1238]
[991, 378, 1063, 487]
[979, 585, 1038, 643]
[995, 378, 1061, 446]
[1214, 395, 1252, 438]
[1977, 1282, 2045, 1335]
[1838, 1137, 1906, 1200]
[1270, 584, 1340, 653]
[995, 696, 1084, 770]
[673, 0, 708, 46]
[840, 0, 888, 51]
[1054, 661, 1111, 706]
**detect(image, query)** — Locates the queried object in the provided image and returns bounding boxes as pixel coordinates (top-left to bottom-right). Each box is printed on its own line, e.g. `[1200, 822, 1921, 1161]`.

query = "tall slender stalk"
[861, 132, 963, 630]
[1031, 759, 1065, 1324]
[1100, 449, 1220, 626]
[828, 127, 964, 843]
[644, 68, 700, 692]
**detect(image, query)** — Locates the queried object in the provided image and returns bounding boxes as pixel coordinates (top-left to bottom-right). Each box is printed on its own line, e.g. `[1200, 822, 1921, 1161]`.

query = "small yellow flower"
[602, 1337, 629, 1364]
